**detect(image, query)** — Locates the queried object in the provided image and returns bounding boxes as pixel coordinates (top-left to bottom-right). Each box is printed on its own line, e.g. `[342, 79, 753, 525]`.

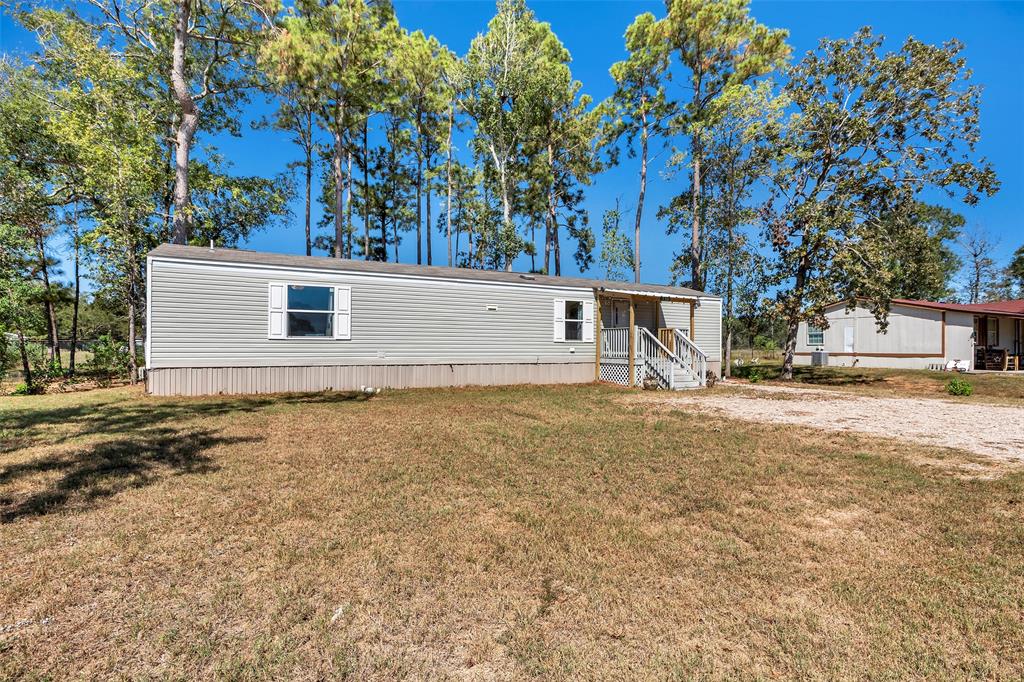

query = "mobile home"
[795, 298, 1024, 371]
[146, 245, 722, 396]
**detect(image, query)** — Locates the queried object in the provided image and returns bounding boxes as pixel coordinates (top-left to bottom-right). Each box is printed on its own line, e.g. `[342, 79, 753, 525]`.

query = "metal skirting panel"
[147, 363, 594, 396]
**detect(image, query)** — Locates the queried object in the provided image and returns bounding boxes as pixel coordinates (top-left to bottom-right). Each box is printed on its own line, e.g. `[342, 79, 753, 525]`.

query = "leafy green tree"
[1007, 245, 1024, 297]
[880, 202, 963, 301]
[396, 30, 455, 265]
[258, 83, 320, 255]
[262, 0, 397, 258]
[456, 0, 555, 271]
[664, 0, 789, 290]
[663, 81, 779, 376]
[83, 0, 278, 244]
[605, 13, 672, 283]
[761, 29, 998, 379]
[599, 200, 634, 281]
[527, 28, 600, 276]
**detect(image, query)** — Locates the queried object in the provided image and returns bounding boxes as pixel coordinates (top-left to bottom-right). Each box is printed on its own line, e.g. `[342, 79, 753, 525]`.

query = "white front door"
[844, 325, 856, 353]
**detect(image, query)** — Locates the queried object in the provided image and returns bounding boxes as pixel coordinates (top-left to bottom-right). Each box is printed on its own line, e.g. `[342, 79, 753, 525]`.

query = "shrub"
[946, 377, 973, 396]
[748, 368, 764, 384]
[9, 382, 42, 396]
[89, 334, 131, 377]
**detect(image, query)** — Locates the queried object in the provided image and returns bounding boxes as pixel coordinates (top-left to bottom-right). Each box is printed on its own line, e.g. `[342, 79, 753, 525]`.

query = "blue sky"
[2, 0, 1022, 289]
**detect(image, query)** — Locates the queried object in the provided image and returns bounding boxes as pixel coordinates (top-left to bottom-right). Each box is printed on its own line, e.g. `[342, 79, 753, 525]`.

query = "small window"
[807, 325, 824, 346]
[987, 317, 999, 347]
[564, 300, 584, 341]
[287, 285, 334, 337]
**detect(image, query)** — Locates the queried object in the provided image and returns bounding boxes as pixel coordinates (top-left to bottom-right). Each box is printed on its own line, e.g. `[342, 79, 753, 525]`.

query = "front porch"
[593, 290, 708, 389]
[974, 315, 1024, 371]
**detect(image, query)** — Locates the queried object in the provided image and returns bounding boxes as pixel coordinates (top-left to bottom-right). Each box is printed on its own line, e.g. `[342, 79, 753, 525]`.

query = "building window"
[553, 298, 593, 342]
[987, 317, 999, 347]
[564, 300, 584, 341]
[807, 325, 824, 346]
[287, 285, 333, 337]
[268, 282, 351, 340]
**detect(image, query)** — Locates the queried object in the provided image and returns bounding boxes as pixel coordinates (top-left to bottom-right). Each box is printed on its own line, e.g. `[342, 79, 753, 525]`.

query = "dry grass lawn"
[731, 362, 1024, 404]
[1, 384, 1022, 679]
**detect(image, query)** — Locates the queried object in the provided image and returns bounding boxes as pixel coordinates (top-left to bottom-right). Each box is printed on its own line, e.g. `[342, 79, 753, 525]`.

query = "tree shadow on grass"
[0, 427, 258, 523]
[0, 391, 370, 455]
[0, 391, 368, 523]
[732, 363, 887, 387]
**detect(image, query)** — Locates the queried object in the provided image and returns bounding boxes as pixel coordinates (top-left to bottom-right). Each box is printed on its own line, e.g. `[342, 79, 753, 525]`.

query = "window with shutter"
[553, 299, 565, 342]
[334, 286, 351, 340]
[268, 282, 352, 340]
[268, 283, 286, 339]
[554, 299, 592, 343]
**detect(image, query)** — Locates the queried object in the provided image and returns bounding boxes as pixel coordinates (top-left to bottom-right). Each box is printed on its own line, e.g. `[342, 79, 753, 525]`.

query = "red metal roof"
[893, 298, 1024, 316]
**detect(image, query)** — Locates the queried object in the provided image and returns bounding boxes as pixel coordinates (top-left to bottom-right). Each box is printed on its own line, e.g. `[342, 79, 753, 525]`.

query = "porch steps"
[672, 366, 700, 390]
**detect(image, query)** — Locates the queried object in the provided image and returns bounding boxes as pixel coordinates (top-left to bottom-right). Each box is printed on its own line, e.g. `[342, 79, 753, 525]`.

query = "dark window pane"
[288, 285, 333, 311]
[288, 311, 333, 337]
[807, 326, 824, 345]
[565, 321, 583, 341]
[564, 300, 583, 321]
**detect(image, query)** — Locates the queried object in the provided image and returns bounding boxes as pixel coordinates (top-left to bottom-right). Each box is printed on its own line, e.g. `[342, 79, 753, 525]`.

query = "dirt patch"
[630, 383, 1024, 464]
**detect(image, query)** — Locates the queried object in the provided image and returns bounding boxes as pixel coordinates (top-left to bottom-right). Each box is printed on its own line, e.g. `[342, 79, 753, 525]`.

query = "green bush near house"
[945, 377, 973, 396]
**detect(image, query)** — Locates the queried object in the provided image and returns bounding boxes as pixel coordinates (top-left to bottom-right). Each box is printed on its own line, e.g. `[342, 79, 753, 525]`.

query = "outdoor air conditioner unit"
[811, 350, 829, 367]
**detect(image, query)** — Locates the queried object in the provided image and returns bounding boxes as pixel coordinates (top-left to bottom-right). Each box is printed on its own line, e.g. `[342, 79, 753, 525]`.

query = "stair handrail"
[637, 327, 676, 390]
[673, 329, 707, 387]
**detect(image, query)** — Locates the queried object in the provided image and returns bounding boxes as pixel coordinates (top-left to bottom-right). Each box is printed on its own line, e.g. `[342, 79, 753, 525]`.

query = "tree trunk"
[17, 328, 32, 389]
[36, 235, 61, 369]
[553, 225, 561, 277]
[780, 261, 808, 380]
[170, 0, 197, 245]
[499, 165, 514, 272]
[416, 113, 423, 265]
[345, 149, 353, 259]
[127, 292, 137, 385]
[304, 114, 313, 257]
[446, 105, 453, 266]
[332, 127, 344, 258]
[634, 106, 648, 284]
[426, 158, 433, 266]
[546, 140, 556, 276]
[69, 208, 81, 376]
[689, 76, 703, 290]
[363, 119, 371, 260]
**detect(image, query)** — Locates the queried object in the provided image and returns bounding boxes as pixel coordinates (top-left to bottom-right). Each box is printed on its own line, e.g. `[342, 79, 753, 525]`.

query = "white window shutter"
[582, 300, 594, 342]
[553, 299, 565, 342]
[335, 286, 351, 340]
[268, 283, 286, 339]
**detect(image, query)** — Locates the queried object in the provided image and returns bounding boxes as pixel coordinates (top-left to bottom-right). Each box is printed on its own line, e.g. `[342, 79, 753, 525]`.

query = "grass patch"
[1, 384, 1022, 678]
[731, 361, 1024, 402]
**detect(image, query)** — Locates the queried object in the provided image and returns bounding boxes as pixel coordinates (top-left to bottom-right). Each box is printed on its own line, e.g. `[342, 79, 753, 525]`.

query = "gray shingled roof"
[148, 244, 713, 299]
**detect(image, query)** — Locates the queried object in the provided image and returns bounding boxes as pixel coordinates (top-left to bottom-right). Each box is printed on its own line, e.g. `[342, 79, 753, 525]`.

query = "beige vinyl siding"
[148, 362, 593, 396]
[149, 258, 596, 369]
[692, 298, 722, 362]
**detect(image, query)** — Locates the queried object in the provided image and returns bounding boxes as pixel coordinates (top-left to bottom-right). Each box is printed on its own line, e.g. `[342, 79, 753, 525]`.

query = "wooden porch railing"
[601, 326, 630, 360]
[673, 328, 707, 387]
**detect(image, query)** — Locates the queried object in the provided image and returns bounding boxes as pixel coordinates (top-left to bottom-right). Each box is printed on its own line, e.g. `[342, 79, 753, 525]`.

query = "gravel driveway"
[631, 384, 1024, 462]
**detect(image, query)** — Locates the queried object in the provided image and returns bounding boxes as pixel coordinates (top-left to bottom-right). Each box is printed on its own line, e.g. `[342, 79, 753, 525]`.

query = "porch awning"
[595, 286, 699, 303]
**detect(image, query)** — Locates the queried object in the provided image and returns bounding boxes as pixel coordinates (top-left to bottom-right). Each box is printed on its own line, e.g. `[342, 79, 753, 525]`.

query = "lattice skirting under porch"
[600, 362, 642, 387]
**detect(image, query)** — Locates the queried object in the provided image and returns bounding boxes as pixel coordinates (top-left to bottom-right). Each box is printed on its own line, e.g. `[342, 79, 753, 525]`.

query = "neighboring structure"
[146, 245, 722, 396]
[795, 298, 1024, 371]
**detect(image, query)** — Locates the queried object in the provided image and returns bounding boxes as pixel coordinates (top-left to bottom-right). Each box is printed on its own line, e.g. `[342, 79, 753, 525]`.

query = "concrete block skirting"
[147, 362, 595, 396]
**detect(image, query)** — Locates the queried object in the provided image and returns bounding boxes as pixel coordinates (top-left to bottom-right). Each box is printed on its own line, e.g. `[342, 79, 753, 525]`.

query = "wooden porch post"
[628, 297, 636, 387]
[594, 293, 602, 381]
[689, 300, 696, 339]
